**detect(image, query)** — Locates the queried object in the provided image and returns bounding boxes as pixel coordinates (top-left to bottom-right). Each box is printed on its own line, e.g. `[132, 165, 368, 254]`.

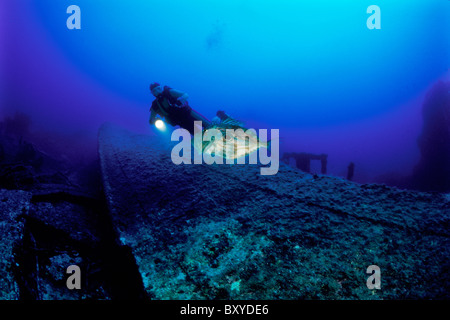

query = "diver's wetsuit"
[150, 86, 210, 135]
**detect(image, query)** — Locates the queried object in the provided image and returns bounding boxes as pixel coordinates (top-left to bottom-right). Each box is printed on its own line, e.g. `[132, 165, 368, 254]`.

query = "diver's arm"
[149, 108, 157, 125]
[169, 89, 189, 105]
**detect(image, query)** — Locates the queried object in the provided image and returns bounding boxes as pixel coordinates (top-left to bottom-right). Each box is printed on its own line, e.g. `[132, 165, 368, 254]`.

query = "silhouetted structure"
[282, 152, 328, 174]
[347, 162, 355, 181]
[411, 80, 450, 192]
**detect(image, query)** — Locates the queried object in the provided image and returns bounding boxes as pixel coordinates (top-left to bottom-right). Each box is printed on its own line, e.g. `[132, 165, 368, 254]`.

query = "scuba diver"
[149, 82, 212, 135]
[149, 82, 271, 161]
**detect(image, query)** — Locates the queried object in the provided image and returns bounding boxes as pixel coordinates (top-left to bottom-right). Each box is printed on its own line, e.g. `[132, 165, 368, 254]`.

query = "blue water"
[3, 0, 449, 182]
[31, 0, 448, 124]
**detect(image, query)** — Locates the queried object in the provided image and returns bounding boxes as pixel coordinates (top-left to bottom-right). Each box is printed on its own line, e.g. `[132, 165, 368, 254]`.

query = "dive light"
[155, 119, 165, 129]
[154, 115, 166, 130]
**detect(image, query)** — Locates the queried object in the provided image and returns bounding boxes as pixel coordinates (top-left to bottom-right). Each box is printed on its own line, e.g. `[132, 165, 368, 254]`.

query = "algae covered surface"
[99, 123, 450, 300]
